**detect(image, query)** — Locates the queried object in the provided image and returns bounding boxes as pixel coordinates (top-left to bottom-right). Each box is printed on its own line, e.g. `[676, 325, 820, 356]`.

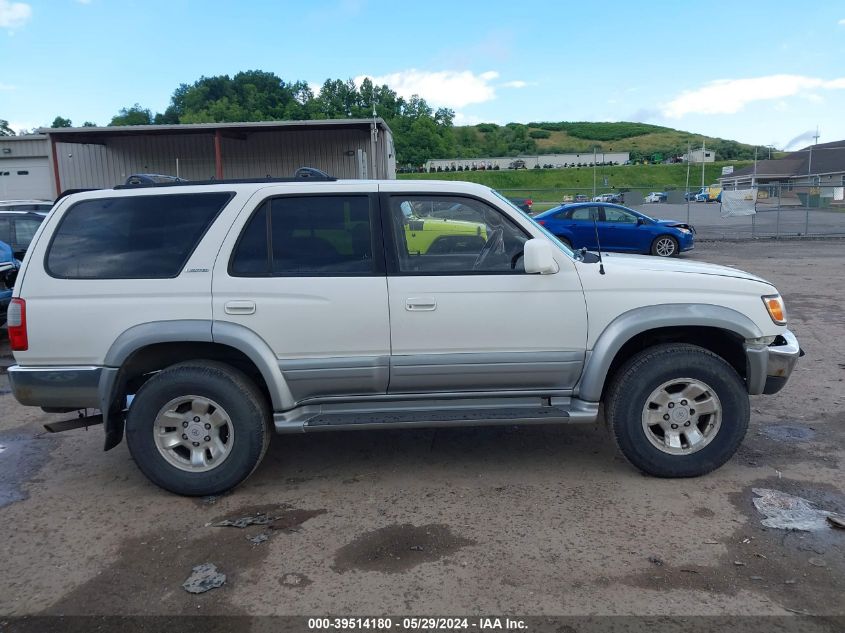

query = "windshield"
[491, 189, 577, 259]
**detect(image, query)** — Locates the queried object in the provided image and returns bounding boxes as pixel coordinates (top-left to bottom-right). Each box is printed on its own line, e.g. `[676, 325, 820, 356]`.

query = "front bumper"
[744, 329, 802, 395]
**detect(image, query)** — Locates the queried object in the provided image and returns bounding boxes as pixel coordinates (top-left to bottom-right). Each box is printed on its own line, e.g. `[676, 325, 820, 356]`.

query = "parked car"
[0, 199, 53, 212]
[6, 174, 799, 495]
[533, 202, 694, 257]
[0, 209, 49, 260]
[0, 239, 18, 324]
[508, 160, 527, 170]
[573, 194, 590, 202]
[507, 197, 533, 213]
[593, 193, 622, 203]
[124, 174, 187, 186]
[644, 192, 668, 203]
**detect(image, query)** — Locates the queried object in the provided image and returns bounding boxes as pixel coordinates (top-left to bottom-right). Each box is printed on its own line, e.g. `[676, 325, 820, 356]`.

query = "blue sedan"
[533, 202, 695, 257]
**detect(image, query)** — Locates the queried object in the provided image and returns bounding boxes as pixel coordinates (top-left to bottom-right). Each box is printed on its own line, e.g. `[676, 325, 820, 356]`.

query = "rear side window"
[230, 195, 375, 276]
[46, 193, 231, 279]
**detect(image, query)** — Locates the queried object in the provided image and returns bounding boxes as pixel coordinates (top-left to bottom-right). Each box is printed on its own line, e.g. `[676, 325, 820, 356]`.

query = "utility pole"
[592, 146, 597, 197]
[700, 140, 706, 188]
[685, 141, 691, 223]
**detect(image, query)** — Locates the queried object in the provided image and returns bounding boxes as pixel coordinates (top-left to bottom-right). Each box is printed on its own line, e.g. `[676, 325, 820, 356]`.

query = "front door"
[212, 186, 390, 403]
[380, 187, 588, 394]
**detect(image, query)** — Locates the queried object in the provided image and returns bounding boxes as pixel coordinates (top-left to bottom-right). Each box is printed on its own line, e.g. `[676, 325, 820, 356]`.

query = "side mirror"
[636, 217, 644, 225]
[524, 238, 559, 274]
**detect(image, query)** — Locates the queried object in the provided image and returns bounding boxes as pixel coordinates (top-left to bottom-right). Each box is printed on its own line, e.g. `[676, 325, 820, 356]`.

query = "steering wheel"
[472, 228, 504, 270]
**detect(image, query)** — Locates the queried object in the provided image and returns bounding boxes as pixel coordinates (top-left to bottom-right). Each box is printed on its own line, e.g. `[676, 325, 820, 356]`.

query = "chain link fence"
[498, 184, 845, 240]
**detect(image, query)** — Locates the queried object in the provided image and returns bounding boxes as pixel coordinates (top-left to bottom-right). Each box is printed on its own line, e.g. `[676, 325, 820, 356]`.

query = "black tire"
[605, 344, 749, 478]
[126, 360, 271, 496]
[651, 235, 678, 257]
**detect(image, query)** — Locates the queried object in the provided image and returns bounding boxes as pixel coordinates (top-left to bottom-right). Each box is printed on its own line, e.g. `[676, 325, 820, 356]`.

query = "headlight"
[762, 294, 787, 325]
[677, 227, 691, 234]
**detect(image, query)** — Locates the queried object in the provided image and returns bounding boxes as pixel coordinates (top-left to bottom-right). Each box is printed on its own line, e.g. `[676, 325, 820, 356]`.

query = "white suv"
[6, 176, 801, 495]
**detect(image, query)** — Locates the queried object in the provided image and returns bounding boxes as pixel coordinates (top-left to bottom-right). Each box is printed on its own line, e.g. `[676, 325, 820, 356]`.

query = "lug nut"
[690, 409, 695, 414]
[204, 423, 211, 430]
[668, 403, 675, 408]
[671, 423, 679, 429]
[192, 441, 200, 447]
[663, 414, 670, 421]
[182, 433, 188, 440]
[681, 399, 687, 406]
[684, 421, 691, 427]
[193, 416, 200, 422]
[204, 436, 211, 442]
[182, 421, 188, 428]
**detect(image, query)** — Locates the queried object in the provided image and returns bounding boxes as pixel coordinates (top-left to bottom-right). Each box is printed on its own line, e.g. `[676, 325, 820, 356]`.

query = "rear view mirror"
[524, 238, 559, 274]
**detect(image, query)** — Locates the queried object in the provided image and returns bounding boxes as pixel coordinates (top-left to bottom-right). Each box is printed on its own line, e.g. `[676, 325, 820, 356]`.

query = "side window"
[46, 192, 231, 279]
[571, 207, 597, 221]
[389, 196, 528, 274]
[603, 207, 637, 223]
[229, 195, 374, 276]
[13, 218, 43, 248]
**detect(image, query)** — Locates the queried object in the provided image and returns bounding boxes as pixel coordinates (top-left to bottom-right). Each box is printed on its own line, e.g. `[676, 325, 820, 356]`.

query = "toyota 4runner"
[6, 175, 801, 495]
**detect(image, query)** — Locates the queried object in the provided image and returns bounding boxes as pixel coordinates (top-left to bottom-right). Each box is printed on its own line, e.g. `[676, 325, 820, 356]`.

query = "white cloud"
[453, 112, 495, 126]
[355, 69, 505, 109]
[661, 74, 845, 118]
[0, 0, 31, 29]
[500, 80, 528, 89]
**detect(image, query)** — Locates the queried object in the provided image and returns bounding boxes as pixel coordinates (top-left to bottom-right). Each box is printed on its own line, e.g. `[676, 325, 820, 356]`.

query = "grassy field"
[398, 161, 749, 204]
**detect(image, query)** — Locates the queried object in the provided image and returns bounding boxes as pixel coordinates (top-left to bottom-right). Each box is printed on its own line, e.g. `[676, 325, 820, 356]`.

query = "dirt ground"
[0, 239, 843, 627]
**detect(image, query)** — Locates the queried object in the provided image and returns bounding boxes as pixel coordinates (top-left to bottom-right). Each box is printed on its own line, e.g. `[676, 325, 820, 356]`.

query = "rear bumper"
[7, 365, 107, 409]
[744, 330, 802, 395]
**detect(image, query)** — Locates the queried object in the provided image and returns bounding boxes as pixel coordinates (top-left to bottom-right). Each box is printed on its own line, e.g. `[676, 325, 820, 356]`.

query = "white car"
[6, 174, 801, 495]
[645, 192, 667, 203]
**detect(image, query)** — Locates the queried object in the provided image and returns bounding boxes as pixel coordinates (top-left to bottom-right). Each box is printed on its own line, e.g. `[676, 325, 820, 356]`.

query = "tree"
[110, 104, 154, 126]
[0, 119, 15, 136]
[82, 121, 97, 127]
[51, 116, 73, 128]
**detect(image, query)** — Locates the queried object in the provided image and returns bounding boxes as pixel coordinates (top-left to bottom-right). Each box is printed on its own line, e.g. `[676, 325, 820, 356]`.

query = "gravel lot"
[0, 240, 843, 626]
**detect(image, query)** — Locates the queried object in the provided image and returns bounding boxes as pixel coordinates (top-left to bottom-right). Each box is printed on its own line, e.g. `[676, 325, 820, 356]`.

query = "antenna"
[592, 209, 606, 275]
[813, 126, 820, 145]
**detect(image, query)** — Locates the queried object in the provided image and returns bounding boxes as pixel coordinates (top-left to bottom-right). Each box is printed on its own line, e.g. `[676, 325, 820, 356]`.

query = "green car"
[399, 201, 487, 255]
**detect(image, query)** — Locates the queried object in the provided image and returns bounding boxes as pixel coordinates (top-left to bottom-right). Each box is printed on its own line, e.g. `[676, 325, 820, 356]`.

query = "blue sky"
[2, 0, 845, 149]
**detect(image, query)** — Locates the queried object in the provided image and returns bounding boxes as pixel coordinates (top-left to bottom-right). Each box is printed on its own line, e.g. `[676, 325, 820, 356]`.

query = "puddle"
[333, 523, 474, 574]
[0, 428, 56, 509]
[760, 424, 816, 443]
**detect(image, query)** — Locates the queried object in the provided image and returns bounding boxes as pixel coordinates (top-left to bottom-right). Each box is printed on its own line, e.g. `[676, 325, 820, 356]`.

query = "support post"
[50, 136, 62, 197]
[214, 130, 223, 180]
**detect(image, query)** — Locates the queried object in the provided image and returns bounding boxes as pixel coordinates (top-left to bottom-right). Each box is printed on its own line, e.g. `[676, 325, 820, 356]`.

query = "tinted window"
[14, 217, 44, 248]
[389, 196, 528, 274]
[230, 196, 374, 276]
[47, 193, 231, 279]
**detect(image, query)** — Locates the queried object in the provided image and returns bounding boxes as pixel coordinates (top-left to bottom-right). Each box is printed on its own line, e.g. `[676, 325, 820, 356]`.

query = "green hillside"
[448, 122, 761, 162]
[399, 161, 750, 210]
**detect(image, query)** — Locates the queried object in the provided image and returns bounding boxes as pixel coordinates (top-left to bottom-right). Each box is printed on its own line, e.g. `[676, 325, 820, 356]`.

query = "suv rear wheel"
[605, 344, 749, 477]
[126, 361, 271, 496]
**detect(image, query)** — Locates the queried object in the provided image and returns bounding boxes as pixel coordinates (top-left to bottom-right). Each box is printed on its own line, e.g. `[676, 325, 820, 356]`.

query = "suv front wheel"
[605, 343, 749, 477]
[126, 360, 271, 496]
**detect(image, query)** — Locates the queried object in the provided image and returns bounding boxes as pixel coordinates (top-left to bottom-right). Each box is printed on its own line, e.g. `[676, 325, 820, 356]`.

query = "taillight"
[7, 298, 27, 351]
[537, 220, 546, 225]
[526, 199, 533, 207]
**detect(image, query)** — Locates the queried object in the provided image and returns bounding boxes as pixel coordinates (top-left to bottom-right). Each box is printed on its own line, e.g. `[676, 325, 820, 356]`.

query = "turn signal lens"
[762, 294, 786, 325]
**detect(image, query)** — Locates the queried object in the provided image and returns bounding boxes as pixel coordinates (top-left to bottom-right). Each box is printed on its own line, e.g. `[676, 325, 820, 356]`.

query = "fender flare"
[576, 303, 763, 403]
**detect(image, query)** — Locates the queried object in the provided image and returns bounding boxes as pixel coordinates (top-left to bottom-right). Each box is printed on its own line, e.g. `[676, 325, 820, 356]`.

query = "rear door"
[212, 184, 391, 403]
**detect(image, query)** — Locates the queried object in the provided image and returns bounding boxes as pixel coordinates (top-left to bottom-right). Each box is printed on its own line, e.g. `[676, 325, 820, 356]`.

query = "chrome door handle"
[406, 297, 437, 311]
[224, 300, 256, 315]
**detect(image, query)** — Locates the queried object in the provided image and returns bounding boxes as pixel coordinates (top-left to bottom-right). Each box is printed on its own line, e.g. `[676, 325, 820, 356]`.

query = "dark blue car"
[533, 202, 695, 257]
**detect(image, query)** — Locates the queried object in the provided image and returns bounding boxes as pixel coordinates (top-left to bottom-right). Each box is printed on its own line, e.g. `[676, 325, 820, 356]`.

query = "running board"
[273, 398, 599, 433]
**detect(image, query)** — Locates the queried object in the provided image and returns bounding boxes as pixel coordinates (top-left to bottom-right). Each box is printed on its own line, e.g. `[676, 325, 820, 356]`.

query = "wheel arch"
[576, 304, 763, 403]
[100, 320, 293, 450]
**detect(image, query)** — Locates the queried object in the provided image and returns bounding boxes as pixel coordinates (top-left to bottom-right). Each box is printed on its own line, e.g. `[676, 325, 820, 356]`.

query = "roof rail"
[114, 167, 337, 190]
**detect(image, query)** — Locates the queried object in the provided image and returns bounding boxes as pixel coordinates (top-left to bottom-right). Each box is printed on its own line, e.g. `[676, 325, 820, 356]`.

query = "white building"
[682, 148, 716, 163]
[425, 152, 630, 172]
